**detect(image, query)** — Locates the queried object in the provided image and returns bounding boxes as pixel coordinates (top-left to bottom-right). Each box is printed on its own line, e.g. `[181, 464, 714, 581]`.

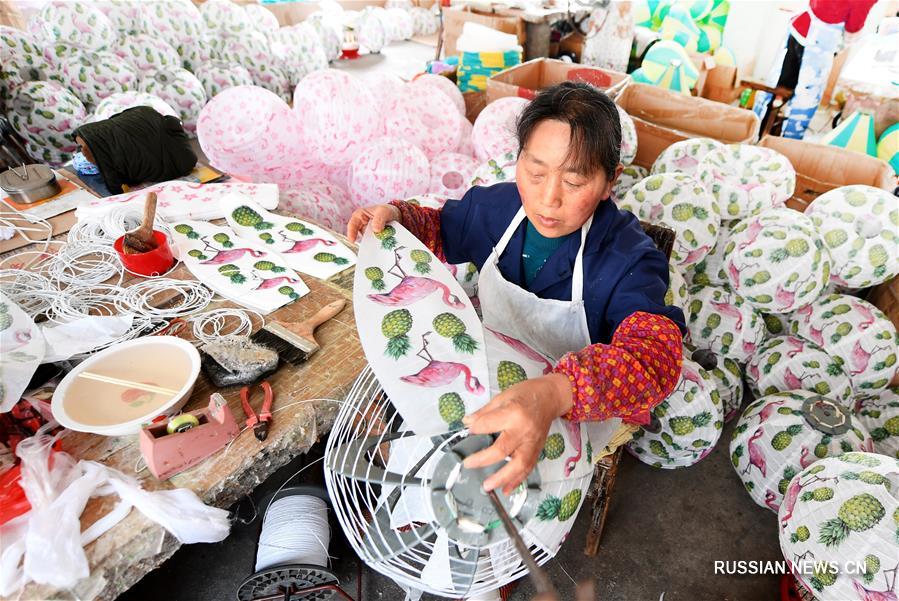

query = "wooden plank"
[12, 226, 368, 600]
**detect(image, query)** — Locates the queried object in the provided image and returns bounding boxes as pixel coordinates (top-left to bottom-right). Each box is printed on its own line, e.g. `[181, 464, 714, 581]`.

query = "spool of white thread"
[254, 494, 331, 572]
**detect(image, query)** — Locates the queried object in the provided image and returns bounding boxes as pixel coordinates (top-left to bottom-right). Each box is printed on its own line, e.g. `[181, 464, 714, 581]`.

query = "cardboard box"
[442, 6, 525, 58]
[486, 58, 629, 104]
[616, 83, 759, 168]
[464, 91, 487, 123]
[699, 65, 741, 105]
[759, 135, 895, 212]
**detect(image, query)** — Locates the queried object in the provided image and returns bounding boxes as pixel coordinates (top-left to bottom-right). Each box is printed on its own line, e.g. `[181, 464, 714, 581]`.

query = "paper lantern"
[113, 34, 180, 73]
[713, 45, 737, 67]
[382, 83, 463, 159]
[632, 0, 653, 27]
[683, 218, 739, 288]
[8, 81, 85, 164]
[350, 137, 430, 205]
[747, 336, 854, 406]
[652, 137, 725, 177]
[642, 40, 698, 86]
[387, 8, 415, 40]
[778, 453, 898, 600]
[96, 0, 145, 37]
[59, 50, 138, 110]
[197, 85, 302, 176]
[612, 165, 648, 202]
[411, 6, 439, 35]
[140, 68, 207, 135]
[617, 106, 637, 165]
[700, 0, 729, 31]
[629, 68, 658, 85]
[195, 62, 254, 100]
[628, 357, 723, 469]
[649, 0, 674, 28]
[686, 0, 714, 21]
[619, 173, 720, 267]
[357, 7, 388, 53]
[761, 312, 791, 339]
[429, 152, 479, 198]
[724, 208, 830, 313]
[697, 24, 722, 53]
[293, 69, 379, 166]
[470, 151, 517, 188]
[665, 264, 689, 310]
[854, 387, 899, 459]
[144, 0, 204, 52]
[730, 390, 872, 512]
[0, 27, 50, 110]
[472, 97, 529, 163]
[877, 122, 899, 175]
[413, 73, 466, 117]
[90, 91, 178, 122]
[175, 36, 210, 73]
[708, 355, 744, 422]
[220, 31, 292, 101]
[279, 178, 354, 232]
[806, 185, 899, 289]
[272, 24, 329, 86]
[457, 118, 475, 157]
[660, 5, 701, 54]
[362, 72, 405, 113]
[403, 194, 448, 209]
[655, 59, 693, 94]
[822, 111, 878, 158]
[305, 13, 343, 62]
[699, 144, 796, 218]
[201, 0, 251, 36]
[685, 284, 765, 361]
[789, 293, 899, 393]
[37, 0, 116, 52]
[244, 4, 280, 32]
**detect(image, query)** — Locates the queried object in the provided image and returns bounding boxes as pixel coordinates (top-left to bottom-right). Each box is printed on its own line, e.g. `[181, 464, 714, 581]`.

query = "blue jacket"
[440, 183, 687, 345]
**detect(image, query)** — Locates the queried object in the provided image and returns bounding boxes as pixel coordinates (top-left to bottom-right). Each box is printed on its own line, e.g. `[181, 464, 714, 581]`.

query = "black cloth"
[759, 33, 805, 138]
[73, 106, 197, 194]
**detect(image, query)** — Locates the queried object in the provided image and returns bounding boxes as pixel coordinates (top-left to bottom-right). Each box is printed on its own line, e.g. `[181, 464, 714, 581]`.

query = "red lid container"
[114, 230, 175, 276]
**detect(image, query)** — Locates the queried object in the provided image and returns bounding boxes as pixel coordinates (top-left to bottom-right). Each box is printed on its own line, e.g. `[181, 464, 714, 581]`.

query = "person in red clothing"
[754, 0, 877, 138]
[348, 82, 685, 496]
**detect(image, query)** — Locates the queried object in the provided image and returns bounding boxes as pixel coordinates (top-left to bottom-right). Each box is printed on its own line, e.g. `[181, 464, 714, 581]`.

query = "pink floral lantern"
[279, 178, 355, 231]
[472, 96, 529, 162]
[382, 82, 463, 159]
[349, 137, 430, 205]
[457, 118, 475, 157]
[429, 152, 479, 198]
[293, 69, 379, 166]
[412, 73, 466, 116]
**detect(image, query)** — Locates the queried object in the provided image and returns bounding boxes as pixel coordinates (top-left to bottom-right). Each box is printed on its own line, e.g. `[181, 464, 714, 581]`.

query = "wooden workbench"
[10, 225, 367, 600]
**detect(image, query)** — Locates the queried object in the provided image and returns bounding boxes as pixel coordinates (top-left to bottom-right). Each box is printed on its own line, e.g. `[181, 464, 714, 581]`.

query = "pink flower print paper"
[472, 97, 529, 163]
[349, 137, 430, 206]
[382, 83, 463, 159]
[429, 152, 479, 198]
[279, 179, 355, 232]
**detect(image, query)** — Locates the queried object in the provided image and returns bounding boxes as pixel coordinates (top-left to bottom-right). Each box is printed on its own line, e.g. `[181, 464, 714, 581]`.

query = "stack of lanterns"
[823, 111, 899, 176]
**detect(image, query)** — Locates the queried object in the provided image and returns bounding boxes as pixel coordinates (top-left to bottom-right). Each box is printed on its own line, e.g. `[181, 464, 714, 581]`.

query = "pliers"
[240, 381, 274, 441]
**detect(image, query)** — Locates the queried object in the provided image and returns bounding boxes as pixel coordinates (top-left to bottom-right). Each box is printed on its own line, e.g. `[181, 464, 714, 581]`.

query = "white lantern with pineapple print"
[853, 387, 899, 459]
[698, 143, 795, 218]
[612, 165, 648, 204]
[651, 137, 725, 178]
[685, 285, 766, 362]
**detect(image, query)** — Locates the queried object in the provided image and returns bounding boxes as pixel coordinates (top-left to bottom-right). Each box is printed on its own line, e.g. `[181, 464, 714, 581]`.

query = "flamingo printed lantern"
[853, 387, 899, 459]
[37, 1, 117, 52]
[627, 357, 723, 469]
[682, 219, 739, 288]
[723, 208, 832, 314]
[470, 152, 517, 188]
[0, 26, 48, 110]
[730, 390, 872, 512]
[8, 81, 86, 166]
[789, 293, 899, 394]
[279, 178, 355, 232]
[685, 285, 765, 362]
[89, 91, 178, 123]
[194, 62, 254, 100]
[778, 453, 899, 600]
[113, 34, 181, 73]
[618, 173, 720, 267]
[665, 264, 689, 311]
[698, 144, 795, 218]
[651, 137, 725, 178]
[617, 106, 637, 165]
[612, 165, 648, 202]
[139, 68, 207, 135]
[58, 50, 138, 111]
[707, 355, 744, 423]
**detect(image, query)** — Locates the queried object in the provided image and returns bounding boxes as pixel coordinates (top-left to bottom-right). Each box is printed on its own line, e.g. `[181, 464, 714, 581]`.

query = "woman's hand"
[347, 204, 401, 243]
[462, 373, 574, 495]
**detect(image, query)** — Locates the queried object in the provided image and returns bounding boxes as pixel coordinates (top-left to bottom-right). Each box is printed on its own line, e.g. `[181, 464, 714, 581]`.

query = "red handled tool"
[240, 381, 274, 441]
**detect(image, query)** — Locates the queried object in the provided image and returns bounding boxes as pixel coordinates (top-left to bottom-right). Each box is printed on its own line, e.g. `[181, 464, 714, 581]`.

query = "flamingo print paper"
[170, 220, 309, 314]
[354, 223, 490, 436]
[698, 144, 795, 218]
[77, 181, 279, 222]
[221, 194, 355, 280]
[728, 390, 872, 513]
[651, 137, 725, 177]
[0, 293, 46, 413]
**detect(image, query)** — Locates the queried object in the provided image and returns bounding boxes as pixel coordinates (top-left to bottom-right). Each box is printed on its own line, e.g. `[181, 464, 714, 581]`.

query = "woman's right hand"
[347, 204, 401, 243]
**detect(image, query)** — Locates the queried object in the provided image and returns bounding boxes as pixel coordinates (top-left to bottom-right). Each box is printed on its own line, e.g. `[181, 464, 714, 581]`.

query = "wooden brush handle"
[288, 298, 346, 341]
[138, 192, 157, 240]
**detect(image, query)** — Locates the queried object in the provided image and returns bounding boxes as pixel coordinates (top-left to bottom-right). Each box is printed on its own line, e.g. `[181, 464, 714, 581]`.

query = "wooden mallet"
[122, 192, 159, 254]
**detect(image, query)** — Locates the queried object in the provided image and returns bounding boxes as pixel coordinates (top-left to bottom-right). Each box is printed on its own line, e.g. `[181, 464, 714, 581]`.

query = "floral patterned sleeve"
[553, 311, 683, 426]
[389, 200, 446, 262]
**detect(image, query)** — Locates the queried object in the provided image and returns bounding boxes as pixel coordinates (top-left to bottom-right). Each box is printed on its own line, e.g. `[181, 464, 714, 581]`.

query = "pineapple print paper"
[617, 106, 637, 166]
[778, 453, 899, 601]
[0, 26, 50, 109]
[746, 336, 854, 407]
[139, 68, 207, 135]
[37, 1, 117, 53]
[698, 144, 795, 218]
[789, 293, 899, 393]
[222, 194, 355, 279]
[806, 185, 899, 289]
[113, 33, 181, 74]
[730, 390, 872, 512]
[58, 50, 138, 111]
[627, 357, 724, 469]
[619, 173, 721, 267]
[522, 473, 592, 555]
[470, 151, 517, 188]
[8, 81, 86, 164]
[0, 293, 46, 412]
[665, 264, 689, 311]
[686, 285, 765, 362]
[612, 165, 648, 203]
[90, 92, 178, 123]
[171, 220, 309, 314]
[707, 355, 744, 423]
[723, 208, 831, 313]
[651, 137, 725, 178]
[761, 311, 791, 341]
[853, 387, 899, 459]
[354, 223, 490, 436]
[683, 219, 740, 288]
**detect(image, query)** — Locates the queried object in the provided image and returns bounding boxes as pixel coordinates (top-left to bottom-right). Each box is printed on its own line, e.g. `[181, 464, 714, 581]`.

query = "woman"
[348, 82, 686, 495]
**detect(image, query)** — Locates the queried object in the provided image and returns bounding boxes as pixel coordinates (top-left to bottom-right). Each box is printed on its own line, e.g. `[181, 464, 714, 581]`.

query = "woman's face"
[515, 119, 621, 238]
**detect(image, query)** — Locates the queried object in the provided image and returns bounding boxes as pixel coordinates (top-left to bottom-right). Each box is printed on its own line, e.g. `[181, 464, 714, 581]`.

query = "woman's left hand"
[462, 373, 574, 495]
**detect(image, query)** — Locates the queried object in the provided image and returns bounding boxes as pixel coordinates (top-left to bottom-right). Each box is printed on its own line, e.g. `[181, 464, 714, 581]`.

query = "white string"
[116, 278, 213, 319]
[255, 495, 331, 571]
[43, 242, 123, 286]
[189, 308, 264, 345]
[0, 269, 58, 317]
[68, 203, 173, 245]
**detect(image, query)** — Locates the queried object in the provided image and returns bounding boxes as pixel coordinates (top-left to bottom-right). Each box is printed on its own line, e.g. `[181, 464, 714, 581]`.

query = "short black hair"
[516, 82, 621, 180]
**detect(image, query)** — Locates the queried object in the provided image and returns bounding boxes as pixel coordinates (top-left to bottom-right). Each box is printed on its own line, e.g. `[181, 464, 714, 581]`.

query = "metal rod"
[486, 489, 557, 596]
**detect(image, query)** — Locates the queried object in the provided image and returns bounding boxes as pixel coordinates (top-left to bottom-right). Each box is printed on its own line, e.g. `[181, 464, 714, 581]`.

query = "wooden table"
[11, 227, 367, 600]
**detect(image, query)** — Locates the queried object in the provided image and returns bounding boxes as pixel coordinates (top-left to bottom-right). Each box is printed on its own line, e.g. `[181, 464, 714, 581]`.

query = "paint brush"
[122, 192, 158, 254]
[251, 298, 346, 364]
